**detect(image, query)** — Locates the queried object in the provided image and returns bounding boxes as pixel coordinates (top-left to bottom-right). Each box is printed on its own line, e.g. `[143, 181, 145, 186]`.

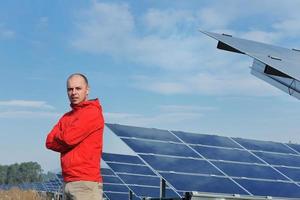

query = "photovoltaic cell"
[233, 137, 295, 154]
[173, 131, 241, 149]
[103, 176, 123, 184]
[276, 167, 300, 182]
[212, 161, 287, 180]
[254, 151, 300, 167]
[102, 152, 180, 199]
[106, 123, 180, 142]
[122, 138, 199, 157]
[160, 172, 248, 195]
[102, 168, 139, 200]
[103, 184, 129, 193]
[128, 186, 178, 198]
[140, 154, 222, 176]
[287, 143, 300, 154]
[192, 145, 263, 164]
[105, 162, 156, 176]
[234, 179, 300, 198]
[103, 152, 145, 165]
[117, 174, 160, 186]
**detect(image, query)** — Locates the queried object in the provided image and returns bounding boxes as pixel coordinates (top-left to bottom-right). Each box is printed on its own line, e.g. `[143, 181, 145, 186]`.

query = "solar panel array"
[102, 167, 140, 200]
[102, 152, 179, 199]
[106, 123, 300, 199]
[0, 169, 136, 200]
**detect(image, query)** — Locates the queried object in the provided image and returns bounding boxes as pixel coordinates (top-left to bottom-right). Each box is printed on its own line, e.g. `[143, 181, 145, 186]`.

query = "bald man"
[46, 73, 104, 200]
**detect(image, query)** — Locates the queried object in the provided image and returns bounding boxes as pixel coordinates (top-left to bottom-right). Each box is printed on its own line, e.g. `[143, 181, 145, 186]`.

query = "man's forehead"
[67, 76, 87, 87]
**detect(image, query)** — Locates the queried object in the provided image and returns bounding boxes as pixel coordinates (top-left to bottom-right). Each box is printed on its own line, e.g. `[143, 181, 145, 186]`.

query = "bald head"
[67, 73, 89, 105]
[67, 73, 89, 86]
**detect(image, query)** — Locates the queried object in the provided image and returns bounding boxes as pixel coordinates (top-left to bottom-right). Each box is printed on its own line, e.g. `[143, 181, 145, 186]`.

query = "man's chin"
[71, 100, 80, 105]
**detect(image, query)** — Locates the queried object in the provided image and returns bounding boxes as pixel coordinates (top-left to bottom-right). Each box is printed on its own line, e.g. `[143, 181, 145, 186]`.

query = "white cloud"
[72, 2, 134, 56]
[0, 111, 60, 119]
[133, 71, 282, 96]
[0, 100, 55, 109]
[71, 1, 300, 97]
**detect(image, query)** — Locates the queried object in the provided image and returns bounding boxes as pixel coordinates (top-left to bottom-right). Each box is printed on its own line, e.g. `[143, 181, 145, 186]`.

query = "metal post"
[160, 178, 166, 198]
[129, 190, 133, 200]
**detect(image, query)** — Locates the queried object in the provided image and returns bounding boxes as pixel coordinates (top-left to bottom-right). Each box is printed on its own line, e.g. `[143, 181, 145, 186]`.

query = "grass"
[0, 188, 47, 200]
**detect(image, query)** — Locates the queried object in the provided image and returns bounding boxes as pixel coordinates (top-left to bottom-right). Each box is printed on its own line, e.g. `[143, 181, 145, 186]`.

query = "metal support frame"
[160, 178, 166, 198]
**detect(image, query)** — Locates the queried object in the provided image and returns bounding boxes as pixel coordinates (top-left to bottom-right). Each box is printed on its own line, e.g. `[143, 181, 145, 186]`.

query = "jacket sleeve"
[45, 121, 71, 153]
[55, 106, 104, 148]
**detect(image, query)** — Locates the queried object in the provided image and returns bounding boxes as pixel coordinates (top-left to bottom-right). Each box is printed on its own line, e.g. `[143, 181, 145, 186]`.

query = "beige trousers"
[63, 181, 103, 200]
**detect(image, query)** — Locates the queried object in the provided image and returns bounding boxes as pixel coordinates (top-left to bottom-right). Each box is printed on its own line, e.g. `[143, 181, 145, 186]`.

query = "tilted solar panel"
[200, 31, 300, 100]
[102, 167, 140, 200]
[107, 123, 300, 199]
[102, 152, 180, 199]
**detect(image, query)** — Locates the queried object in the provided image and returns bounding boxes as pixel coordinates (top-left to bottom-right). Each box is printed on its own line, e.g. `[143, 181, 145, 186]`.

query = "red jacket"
[46, 99, 104, 183]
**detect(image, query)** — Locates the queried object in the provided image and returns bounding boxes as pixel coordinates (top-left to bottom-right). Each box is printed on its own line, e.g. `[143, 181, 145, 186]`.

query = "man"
[46, 73, 104, 200]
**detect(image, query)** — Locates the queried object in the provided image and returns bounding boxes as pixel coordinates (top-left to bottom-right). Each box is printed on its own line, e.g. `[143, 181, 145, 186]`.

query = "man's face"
[67, 75, 89, 105]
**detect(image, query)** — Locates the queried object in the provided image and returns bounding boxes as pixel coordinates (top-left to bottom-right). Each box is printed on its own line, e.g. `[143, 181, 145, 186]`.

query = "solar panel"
[107, 123, 300, 199]
[173, 130, 241, 149]
[232, 137, 295, 154]
[200, 31, 300, 100]
[191, 145, 263, 163]
[101, 168, 140, 200]
[102, 152, 180, 199]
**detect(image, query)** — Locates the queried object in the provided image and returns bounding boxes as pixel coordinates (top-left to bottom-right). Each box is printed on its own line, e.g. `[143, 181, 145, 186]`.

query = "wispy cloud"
[71, 1, 300, 97]
[0, 100, 59, 119]
[0, 111, 60, 119]
[0, 100, 55, 109]
[0, 24, 15, 39]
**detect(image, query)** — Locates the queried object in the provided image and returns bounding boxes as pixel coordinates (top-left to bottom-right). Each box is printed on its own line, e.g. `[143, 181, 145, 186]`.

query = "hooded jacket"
[46, 99, 104, 182]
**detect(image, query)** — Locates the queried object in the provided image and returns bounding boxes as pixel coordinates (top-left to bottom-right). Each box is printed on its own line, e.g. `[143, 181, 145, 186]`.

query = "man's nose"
[71, 89, 77, 94]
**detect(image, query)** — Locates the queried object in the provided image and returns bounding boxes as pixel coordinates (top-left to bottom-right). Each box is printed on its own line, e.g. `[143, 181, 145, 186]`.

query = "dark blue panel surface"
[118, 174, 160, 186]
[106, 162, 156, 176]
[233, 138, 294, 154]
[213, 161, 287, 180]
[129, 186, 179, 198]
[103, 184, 129, 193]
[287, 143, 300, 154]
[160, 172, 248, 195]
[101, 168, 115, 176]
[235, 179, 300, 198]
[103, 176, 123, 184]
[254, 152, 300, 167]
[103, 153, 144, 165]
[105, 192, 140, 200]
[122, 138, 199, 157]
[107, 123, 180, 142]
[140, 155, 222, 175]
[276, 167, 300, 182]
[173, 131, 241, 149]
[193, 146, 262, 163]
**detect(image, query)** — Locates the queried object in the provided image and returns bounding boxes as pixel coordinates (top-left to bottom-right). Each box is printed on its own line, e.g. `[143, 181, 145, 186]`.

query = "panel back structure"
[107, 123, 300, 199]
[200, 31, 300, 100]
[102, 152, 179, 199]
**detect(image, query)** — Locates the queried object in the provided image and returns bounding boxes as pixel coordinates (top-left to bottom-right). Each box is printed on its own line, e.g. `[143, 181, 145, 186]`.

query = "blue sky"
[1, 0, 300, 172]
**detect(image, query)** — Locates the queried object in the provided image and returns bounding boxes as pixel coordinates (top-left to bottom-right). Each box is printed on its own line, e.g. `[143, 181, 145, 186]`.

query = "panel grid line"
[228, 137, 300, 188]
[103, 152, 181, 198]
[168, 130, 253, 196]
